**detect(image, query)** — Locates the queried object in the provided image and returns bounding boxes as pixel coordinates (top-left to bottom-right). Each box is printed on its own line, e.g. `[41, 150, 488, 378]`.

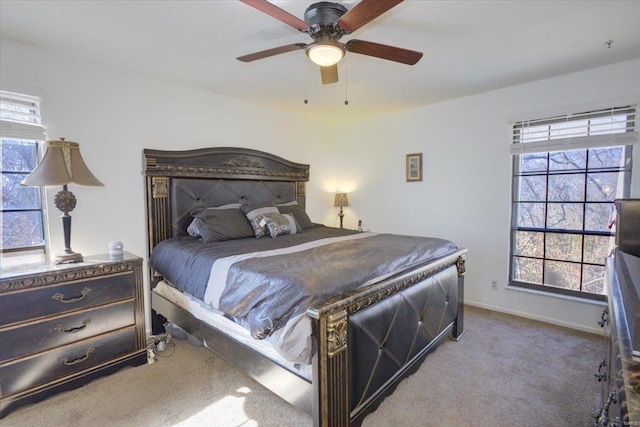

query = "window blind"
[0, 90, 45, 140]
[510, 105, 638, 154]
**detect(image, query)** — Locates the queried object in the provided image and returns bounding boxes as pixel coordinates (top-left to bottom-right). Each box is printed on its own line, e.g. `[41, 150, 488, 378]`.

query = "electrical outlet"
[490, 280, 498, 290]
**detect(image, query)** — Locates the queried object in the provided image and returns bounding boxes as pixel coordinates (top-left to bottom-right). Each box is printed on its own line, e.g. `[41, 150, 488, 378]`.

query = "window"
[1, 90, 47, 265]
[509, 105, 637, 300]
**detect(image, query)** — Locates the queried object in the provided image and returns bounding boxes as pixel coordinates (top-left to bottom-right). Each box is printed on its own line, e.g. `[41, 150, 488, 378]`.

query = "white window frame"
[509, 105, 637, 300]
[1, 90, 49, 265]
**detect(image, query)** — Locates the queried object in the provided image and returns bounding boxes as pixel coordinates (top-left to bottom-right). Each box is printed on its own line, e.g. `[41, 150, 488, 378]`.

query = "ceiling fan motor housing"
[304, 2, 347, 37]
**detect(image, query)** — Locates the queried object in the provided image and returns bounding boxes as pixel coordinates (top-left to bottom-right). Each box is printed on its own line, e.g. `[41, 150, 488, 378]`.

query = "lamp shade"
[21, 139, 103, 187]
[306, 42, 345, 67]
[334, 193, 349, 208]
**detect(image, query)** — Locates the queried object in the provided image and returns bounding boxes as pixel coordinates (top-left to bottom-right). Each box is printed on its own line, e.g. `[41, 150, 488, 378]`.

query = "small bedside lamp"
[21, 138, 103, 264]
[334, 193, 349, 228]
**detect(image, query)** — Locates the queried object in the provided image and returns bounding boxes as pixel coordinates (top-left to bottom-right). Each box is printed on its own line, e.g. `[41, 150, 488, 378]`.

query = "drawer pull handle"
[595, 390, 619, 426]
[55, 319, 91, 334]
[595, 359, 607, 382]
[598, 307, 609, 328]
[52, 287, 92, 304]
[62, 347, 95, 366]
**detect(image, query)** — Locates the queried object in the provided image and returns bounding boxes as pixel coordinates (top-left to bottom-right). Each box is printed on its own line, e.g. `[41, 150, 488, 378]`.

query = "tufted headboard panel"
[171, 178, 298, 237]
[143, 147, 309, 256]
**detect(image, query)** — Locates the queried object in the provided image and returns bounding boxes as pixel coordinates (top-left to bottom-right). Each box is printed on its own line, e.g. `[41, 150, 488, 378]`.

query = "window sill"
[1, 252, 47, 269]
[505, 284, 607, 307]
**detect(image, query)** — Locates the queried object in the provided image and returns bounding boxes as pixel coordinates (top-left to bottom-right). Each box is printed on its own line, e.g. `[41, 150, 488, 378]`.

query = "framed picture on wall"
[406, 153, 423, 182]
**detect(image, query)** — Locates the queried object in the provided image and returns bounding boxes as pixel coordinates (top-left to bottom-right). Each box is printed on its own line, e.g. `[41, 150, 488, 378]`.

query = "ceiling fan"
[237, 0, 423, 85]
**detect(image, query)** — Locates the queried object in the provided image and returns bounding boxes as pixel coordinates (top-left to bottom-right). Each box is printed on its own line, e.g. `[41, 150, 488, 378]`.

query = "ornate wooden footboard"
[310, 250, 465, 426]
[143, 147, 466, 426]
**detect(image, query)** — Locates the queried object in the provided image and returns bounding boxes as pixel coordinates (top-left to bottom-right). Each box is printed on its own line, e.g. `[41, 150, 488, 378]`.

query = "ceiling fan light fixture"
[306, 42, 345, 67]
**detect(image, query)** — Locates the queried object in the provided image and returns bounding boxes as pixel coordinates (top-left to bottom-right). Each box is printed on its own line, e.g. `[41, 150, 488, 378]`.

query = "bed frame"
[143, 147, 467, 427]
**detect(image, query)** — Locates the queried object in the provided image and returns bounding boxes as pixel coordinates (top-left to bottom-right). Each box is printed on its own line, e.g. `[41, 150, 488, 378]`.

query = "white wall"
[3, 36, 638, 334]
[332, 59, 640, 333]
[0, 37, 333, 330]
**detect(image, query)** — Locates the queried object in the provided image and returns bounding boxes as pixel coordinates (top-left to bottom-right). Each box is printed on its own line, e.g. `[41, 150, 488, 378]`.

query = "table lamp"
[21, 138, 103, 264]
[334, 193, 349, 228]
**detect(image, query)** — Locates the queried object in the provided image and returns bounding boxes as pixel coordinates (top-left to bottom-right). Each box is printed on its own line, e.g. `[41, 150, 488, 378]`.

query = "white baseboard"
[464, 300, 605, 336]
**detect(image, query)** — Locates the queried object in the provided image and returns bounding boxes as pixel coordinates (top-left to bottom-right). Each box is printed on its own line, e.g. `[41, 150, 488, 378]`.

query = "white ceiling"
[1, 1, 639, 124]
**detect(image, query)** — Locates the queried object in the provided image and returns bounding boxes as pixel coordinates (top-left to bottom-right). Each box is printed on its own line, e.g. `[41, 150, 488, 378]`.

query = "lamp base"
[54, 250, 83, 264]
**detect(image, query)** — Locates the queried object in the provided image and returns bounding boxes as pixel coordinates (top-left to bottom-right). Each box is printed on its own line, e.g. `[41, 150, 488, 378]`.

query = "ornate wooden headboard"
[143, 147, 310, 259]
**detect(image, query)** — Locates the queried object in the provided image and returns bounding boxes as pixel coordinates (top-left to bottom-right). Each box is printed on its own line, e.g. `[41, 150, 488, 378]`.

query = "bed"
[143, 147, 467, 427]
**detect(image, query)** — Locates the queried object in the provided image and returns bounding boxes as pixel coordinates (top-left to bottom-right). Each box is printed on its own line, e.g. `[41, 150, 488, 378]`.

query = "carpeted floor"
[2, 306, 603, 426]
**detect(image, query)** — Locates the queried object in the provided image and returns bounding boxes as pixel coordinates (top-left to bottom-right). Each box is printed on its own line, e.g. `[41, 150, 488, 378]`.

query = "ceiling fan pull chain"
[304, 55, 309, 104]
[344, 62, 349, 106]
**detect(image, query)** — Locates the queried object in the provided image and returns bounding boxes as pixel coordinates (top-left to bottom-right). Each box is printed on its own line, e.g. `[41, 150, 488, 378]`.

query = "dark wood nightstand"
[0, 252, 147, 417]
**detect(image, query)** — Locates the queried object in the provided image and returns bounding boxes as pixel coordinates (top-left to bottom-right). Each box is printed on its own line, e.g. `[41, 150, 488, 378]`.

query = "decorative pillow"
[262, 213, 301, 238]
[190, 208, 254, 243]
[187, 203, 242, 236]
[241, 203, 279, 238]
[276, 201, 315, 230]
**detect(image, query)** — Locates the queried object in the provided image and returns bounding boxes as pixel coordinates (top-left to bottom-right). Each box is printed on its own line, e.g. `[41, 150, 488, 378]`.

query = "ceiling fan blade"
[320, 64, 339, 85]
[240, 0, 310, 32]
[345, 39, 423, 65]
[237, 43, 307, 62]
[337, 0, 404, 34]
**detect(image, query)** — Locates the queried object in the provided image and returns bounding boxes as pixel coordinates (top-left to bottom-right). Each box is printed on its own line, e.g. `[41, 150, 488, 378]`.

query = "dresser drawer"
[0, 301, 135, 363]
[0, 273, 134, 326]
[0, 326, 137, 398]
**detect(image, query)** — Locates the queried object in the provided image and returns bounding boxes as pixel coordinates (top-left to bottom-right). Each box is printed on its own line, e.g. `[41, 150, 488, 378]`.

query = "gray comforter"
[151, 226, 457, 339]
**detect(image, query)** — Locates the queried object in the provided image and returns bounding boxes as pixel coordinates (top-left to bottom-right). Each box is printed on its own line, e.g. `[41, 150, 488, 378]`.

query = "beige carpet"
[2, 306, 603, 427]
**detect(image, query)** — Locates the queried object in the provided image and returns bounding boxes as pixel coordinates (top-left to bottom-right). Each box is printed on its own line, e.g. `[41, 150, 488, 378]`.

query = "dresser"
[0, 252, 147, 417]
[598, 253, 640, 426]
[595, 199, 640, 426]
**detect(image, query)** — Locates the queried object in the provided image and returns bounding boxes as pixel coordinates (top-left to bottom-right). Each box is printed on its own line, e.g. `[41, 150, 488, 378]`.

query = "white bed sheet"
[154, 280, 313, 380]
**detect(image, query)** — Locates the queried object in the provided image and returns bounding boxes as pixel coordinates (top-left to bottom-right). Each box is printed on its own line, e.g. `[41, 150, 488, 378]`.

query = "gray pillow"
[277, 203, 314, 230]
[190, 208, 254, 243]
[241, 203, 279, 238]
[262, 213, 301, 237]
[187, 203, 242, 236]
